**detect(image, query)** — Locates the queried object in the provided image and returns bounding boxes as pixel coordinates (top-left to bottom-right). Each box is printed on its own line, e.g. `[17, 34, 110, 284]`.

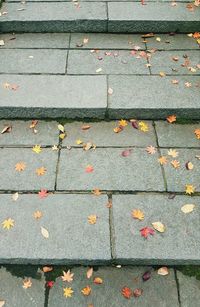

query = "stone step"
[0, 1, 200, 33]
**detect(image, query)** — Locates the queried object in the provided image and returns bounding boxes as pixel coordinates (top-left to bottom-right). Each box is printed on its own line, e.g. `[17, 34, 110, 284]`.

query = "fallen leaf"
[157, 267, 169, 276]
[167, 115, 176, 123]
[63, 287, 74, 298]
[42, 266, 53, 273]
[29, 120, 38, 129]
[118, 119, 128, 127]
[87, 267, 93, 279]
[158, 156, 168, 165]
[15, 162, 26, 172]
[61, 270, 74, 283]
[139, 121, 149, 132]
[0, 301, 5, 307]
[82, 125, 91, 130]
[194, 128, 200, 139]
[142, 271, 151, 281]
[38, 189, 48, 198]
[130, 119, 139, 129]
[121, 149, 132, 157]
[171, 79, 179, 85]
[12, 192, 19, 201]
[85, 165, 94, 173]
[2, 218, 14, 230]
[0, 40, 5, 46]
[185, 82, 192, 88]
[81, 286, 92, 296]
[133, 288, 143, 297]
[181, 204, 195, 213]
[113, 126, 123, 133]
[58, 124, 65, 133]
[88, 215, 97, 224]
[83, 142, 93, 151]
[33, 210, 43, 219]
[46, 281, 54, 288]
[22, 278, 32, 289]
[146, 146, 156, 154]
[36, 167, 46, 176]
[92, 188, 102, 196]
[185, 184, 195, 195]
[171, 160, 180, 169]
[185, 161, 194, 170]
[132, 209, 144, 221]
[52, 145, 58, 151]
[1, 125, 12, 134]
[76, 139, 83, 145]
[159, 71, 166, 77]
[152, 221, 165, 233]
[108, 87, 113, 95]
[121, 287, 132, 299]
[41, 226, 49, 239]
[93, 277, 103, 284]
[32, 145, 42, 154]
[168, 149, 179, 158]
[140, 227, 155, 239]
[96, 68, 102, 73]
[59, 133, 66, 140]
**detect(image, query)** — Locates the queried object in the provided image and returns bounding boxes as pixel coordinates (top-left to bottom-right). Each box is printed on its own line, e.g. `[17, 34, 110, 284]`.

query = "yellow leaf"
[157, 267, 169, 276]
[81, 286, 92, 296]
[61, 270, 74, 283]
[118, 119, 128, 127]
[41, 226, 49, 239]
[32, 145, 42, 154]
[131, 209, 144, 221]
[185, 184, 195, 195]
[168, 149, 179, 158]
[63, 287, 74, 298]
[76, 139, 83, 145]
[159, 71, 166, 77]
[59, 133, 66, 140]
[58, 124, 65, 133]
[88, 215, 97, 224]
[22, 278, 32, 289]
[2, 218, 14, 230]
[139, 121, 149, 132]
[158, 156, 168, 165]
[181, 204, 195, 214]
[152, 221, 165, 233]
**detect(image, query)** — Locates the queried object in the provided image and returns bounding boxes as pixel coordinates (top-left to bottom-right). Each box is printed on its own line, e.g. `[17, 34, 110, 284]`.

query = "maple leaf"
[158, 156, 168, 165]
[118, 119, 128, 127]
[88, 215, 97, 224]
[168, 149, 179, 158]
[139, 121, 149, 132]
[52, 145, 58, 151]
[185, 82, 192, 88]
[63, 287, 74, 298]
[61, 270, 74, 283]
[85, 165, 94, 173]
[185, 184, 195, 195]
[2, 218, 14, 230]
[92, 188, 102, 196]
[38, 189, 48, 199]
[146, 146, 156, 154]
[121, 287, 132, 299]
[140, 227, 155, 239]
[131, 209, 144, 221]
[22, 278, 32, 289]
[15, 162, 26, 172]
[171, 160, 180, 169]
[36, 167, 46, 176]
[32, 145, 42, 154]
[93, 277, 103, 284]
[133, 288, 143, 297]
[46, 281, 54, 288]
[194, 128, 200, 139]
[76, 139, 83, 145]
[81, 286, 92, 296]
[33, 210, 43, 219]
[166, 115, 176, 123]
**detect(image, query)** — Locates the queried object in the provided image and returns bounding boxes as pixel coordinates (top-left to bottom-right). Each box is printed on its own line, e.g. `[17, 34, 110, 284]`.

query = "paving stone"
[0, 33, 70, 49]
[48, 267, 179, 307]
[108, 75, 200, 119]
[0, 148, 58, 190]
[0, 49, 67, 74]
[155, 121, 200, 148]
[62, 121, 157, 147]
[0, 2, 107, 32]
[67, 49, 149, 75]
[0, 194, 110, 264]
[108, 3, 200, 33]
[70, 33, 146, 49]
[150, 51, 200, 75]
[57, 148, 165, 191]
[146, 34, 200, 50]
[0, 120, 59, 146]
[0, 75, 107, 118]
[0, 267, 45, 307]
[112, 194, 200, 264]
[177, 271, 200, 307]
[160, 148, 200, 192]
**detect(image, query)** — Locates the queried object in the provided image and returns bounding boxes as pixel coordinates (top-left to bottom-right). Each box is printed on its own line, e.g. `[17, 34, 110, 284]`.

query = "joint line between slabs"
[108, 193, 116, 260]
[174, 269, 182, 307]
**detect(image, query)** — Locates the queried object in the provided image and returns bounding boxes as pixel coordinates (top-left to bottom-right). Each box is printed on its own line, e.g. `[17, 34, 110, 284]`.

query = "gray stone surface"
[0, 267, 45, 307]
[0, 194, 111, 264]
[0, 49, 67, 74]
[150, 51, 200, 75]
[62, 121, 157, 147]
[0, 75, 107, 118]
[146, 34, 200, 50]
[0, 2, 107, 32]
[108, 75, 200, 119]
[48, 267, 179, 307]
[0, 120, 59, 146]
[160, 148, 200, 192]
[70, 33, 146, 49]
[67, 49, 149, 75]
[177, 271, 200, 307]
[112, 194, 200, 264]
[0, 33, 70, 48]
[155, 121, 200, 148]
[0, 148, 58, 190]
[57, 148, 165, 191]
[108, 3, 200, 33]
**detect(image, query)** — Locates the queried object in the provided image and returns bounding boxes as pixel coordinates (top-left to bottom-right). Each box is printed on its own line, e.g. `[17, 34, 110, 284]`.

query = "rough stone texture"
[57, 148, 165, 191]
[70, 33, 146, 49]
[160, 148, 200, 192]
[0, 75, 107, 119]
[0, 49, 67, 74]
[0, 194, 110, 264]
[112, 194, 200, 264]
[146, 34, 200, 50]
[67, 49, 149, 75]
[0, 33, 70, 48]
[48, 267, 179, 307]
[108, 75, 200, 119]
[0, 267, 45, 307]
[0, 148, 58, 190]
[155, 121, 200, 148]
[0, 120, 59, 146]
[108, 3, 200, 33]
[62, 121, 157, 147]
[150, 50, 200, 75]
[0, 2, 107, 32]
[177, 271, 200, 307]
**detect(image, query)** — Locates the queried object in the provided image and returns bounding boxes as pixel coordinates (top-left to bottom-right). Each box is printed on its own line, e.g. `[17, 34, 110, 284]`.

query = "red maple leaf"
[121, 287, 132, 299]
[140, 227, 155, 239]
[46, 281, 54, 288]
[38, 189, 48, 199]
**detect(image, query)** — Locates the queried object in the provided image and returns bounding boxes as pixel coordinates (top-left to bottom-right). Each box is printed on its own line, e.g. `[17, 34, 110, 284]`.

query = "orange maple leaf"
[85, 165, 94, 173]
[81, 286, 91, 296]
[88, 215, 97, 224]
[92, 188, 102, 196]
[132, 209, 144, 221]
[121, 287, 132, 299]
[36, 167, 46, 176]
[15, 162, 26, 172]
[166, 115, 176, 123]
[33, 210, 43, 219]
[171, 160, 180, 169]
[93, 277, 103, 284]
[158, 156, 168, 165]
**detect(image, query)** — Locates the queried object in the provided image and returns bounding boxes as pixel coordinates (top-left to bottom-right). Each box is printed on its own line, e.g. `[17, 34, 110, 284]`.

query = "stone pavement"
[0, 119, 200, 265]
[0, 33, 199, 119]
[0, 265, 200, 306]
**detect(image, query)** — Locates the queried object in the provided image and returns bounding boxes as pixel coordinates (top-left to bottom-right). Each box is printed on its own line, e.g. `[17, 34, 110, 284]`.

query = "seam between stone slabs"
[108, 193, 116, 259]
[144, 38, 152, 75]
[106, 1, 109, 32]
[3, 47, 198, 51]
[65, 35, 71, 75]
[174, 268, 182, 307]
[1, 73, 199, 76]
[54, 133, 64, 190]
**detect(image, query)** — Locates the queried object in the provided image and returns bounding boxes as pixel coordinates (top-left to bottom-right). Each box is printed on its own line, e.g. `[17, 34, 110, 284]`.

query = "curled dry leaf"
[1, 125, 12, 134]
[133, 288, 143, 297]
[87, 267, 93, 279]
[58, 124, 65, 133]
[185, 161, 194, 170]
[42, 266, 53, 273]
[12, 192, 19, 201]
[121, 149, 132, 157]
[41, 226, 49, 239]
[181, 204, 195, 213]
[113, 126, 123, 133]
[194, 128, 200, 139]
[142, 271, 151, 281]
[81, 286, 92, 296]
[121, 287, 132, 299]
[82, 125, 91, 130]
[0, 301, 5, 307]
[157, 267, 169, 276]
[152, 221, 165, 233]
[93, 277, 103, 284]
